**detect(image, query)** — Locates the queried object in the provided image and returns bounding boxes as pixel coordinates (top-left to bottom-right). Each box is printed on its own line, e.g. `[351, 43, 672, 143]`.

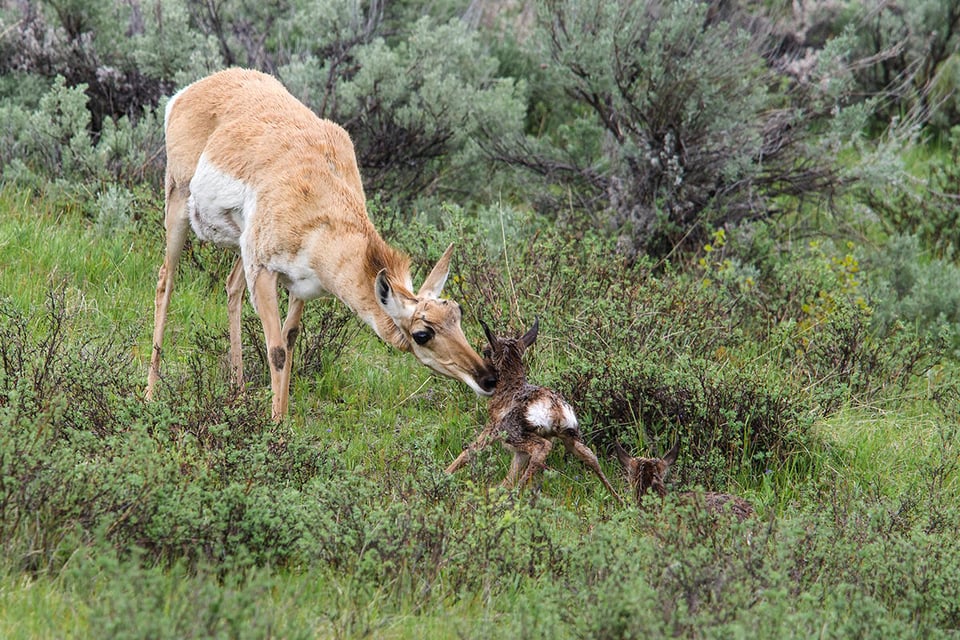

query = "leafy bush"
[451, 211, 947, 486]
[489, 494, 960, 639]
[867, 125, 960, 260]
[0, 0, 175, 130]
[0, 74, 166, 194]
[867, 234, 960, 357]
[66, 556, 309, 640]
[332, 16, 526, 206]
[847, 0, 960, 132]
[486, 0, 856, 257]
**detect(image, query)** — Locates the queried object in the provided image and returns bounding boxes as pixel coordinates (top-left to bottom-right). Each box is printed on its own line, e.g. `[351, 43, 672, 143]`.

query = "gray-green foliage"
[848, 0, 960, 131]
[519, 0, 775, 254]
[125, 0, 223, 82]
[865, 124, 960, 260]
[869, 234, 960, 356]
[0, 76, 96, 183]
[489, 0, 877, 257]
[289, 12, 528, 205]
[332, 16, 526, 204]
[0, 75, 164, 206]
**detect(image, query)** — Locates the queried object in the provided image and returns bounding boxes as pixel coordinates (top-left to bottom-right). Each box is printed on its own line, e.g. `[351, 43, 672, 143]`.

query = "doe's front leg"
[251, 269, 289, 422]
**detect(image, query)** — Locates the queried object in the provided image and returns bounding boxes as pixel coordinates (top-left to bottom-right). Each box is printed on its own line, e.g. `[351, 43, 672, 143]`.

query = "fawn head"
[614, 440, 680, 502]
[479, 318, 539, 380]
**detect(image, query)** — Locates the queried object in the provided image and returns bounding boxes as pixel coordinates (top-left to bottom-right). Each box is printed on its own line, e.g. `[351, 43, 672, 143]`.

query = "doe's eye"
[412, 328, 434, 345]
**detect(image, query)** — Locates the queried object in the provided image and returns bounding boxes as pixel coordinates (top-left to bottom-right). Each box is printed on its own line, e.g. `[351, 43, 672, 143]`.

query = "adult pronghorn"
[146, 68, 497, 420]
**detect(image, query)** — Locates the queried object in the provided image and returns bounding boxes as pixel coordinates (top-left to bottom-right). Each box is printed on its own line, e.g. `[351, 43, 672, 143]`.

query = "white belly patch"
[188, 154, 255, 248]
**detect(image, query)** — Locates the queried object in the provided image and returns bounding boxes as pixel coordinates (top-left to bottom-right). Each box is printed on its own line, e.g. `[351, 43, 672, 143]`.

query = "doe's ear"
[417, 243, 455, 299]
[376, 270, 416, 322]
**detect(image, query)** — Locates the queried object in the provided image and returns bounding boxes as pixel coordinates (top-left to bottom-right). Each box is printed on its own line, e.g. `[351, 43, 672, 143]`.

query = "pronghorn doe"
[614, 441, 755, 521]
[146, 68, 496, 420]
[446, 319, 620, 501]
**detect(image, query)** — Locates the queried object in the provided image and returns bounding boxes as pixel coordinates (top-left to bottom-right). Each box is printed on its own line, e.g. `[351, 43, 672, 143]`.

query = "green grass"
[0, 572, 89, 640]
[2, 184, 960, 637]
[816, 401, 960, 498]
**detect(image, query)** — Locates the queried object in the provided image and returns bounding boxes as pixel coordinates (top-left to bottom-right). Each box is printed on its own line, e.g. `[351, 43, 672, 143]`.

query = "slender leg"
[565, 436, 622, 503]
[225, 256, 245, 390]
[277, 295, 305, 408]
[146, 180, 191, 400]
[446, 425, 499, 474]
[501, 449, 530, 488]
[516, 436, 553, 489]
[251, 269, 287, 421]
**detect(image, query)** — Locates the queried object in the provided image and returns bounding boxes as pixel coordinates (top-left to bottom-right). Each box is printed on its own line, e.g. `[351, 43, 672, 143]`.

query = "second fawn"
[446, 319, 620, 501]
[614, 440, 754, 521]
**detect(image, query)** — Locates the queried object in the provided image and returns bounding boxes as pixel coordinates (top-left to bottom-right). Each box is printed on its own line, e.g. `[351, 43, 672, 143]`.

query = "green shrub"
[868, 126, 960, 260]
[0, 74, 166, 197]
[867, 233, 960, 357]
[66, 555, 309, 640]
[847, 0, 960, 133]
[332, 16, 526, 207]
[488, 0, 856, 257]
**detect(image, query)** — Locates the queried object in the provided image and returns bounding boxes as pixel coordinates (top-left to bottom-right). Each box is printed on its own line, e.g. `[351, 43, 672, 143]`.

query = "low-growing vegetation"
[1, 0, 960, 637]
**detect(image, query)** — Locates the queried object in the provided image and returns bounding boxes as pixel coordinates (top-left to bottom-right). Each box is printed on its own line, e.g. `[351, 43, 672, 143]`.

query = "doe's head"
[375, 244, 497, 395]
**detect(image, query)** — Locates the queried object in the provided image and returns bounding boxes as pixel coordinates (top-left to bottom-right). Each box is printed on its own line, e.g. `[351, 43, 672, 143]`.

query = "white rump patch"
[188, 154, 255, 248]
[526, 397, 578, 437]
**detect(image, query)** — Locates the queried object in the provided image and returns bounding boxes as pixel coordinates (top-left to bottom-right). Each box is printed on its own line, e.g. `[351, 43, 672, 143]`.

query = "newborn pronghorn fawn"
[614, 440, 754, 521]
[446, 319, 620, 501]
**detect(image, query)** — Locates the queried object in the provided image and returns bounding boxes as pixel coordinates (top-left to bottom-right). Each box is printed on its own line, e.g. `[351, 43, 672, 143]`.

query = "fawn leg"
[516, 436, 553, 489]
[564, 436, 622, 503]
[446, 425, 498, 474]
[501, 448, 530, 488]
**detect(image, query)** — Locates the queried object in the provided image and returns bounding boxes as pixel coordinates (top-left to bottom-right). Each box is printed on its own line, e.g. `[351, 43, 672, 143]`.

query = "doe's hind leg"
[147, 181, 191, 400]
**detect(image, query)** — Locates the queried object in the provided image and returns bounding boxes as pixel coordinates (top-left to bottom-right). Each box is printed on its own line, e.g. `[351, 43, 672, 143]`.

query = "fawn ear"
[417, 243, 455, 299]
[613, 441, 633, 467]
[479, 318, 496, 346]
[663, 440, 680, 466]
[520, 317, 539, 348]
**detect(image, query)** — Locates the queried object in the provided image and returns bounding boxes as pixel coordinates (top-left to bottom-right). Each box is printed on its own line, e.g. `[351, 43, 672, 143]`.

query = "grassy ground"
[1, 183, 959, 638]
